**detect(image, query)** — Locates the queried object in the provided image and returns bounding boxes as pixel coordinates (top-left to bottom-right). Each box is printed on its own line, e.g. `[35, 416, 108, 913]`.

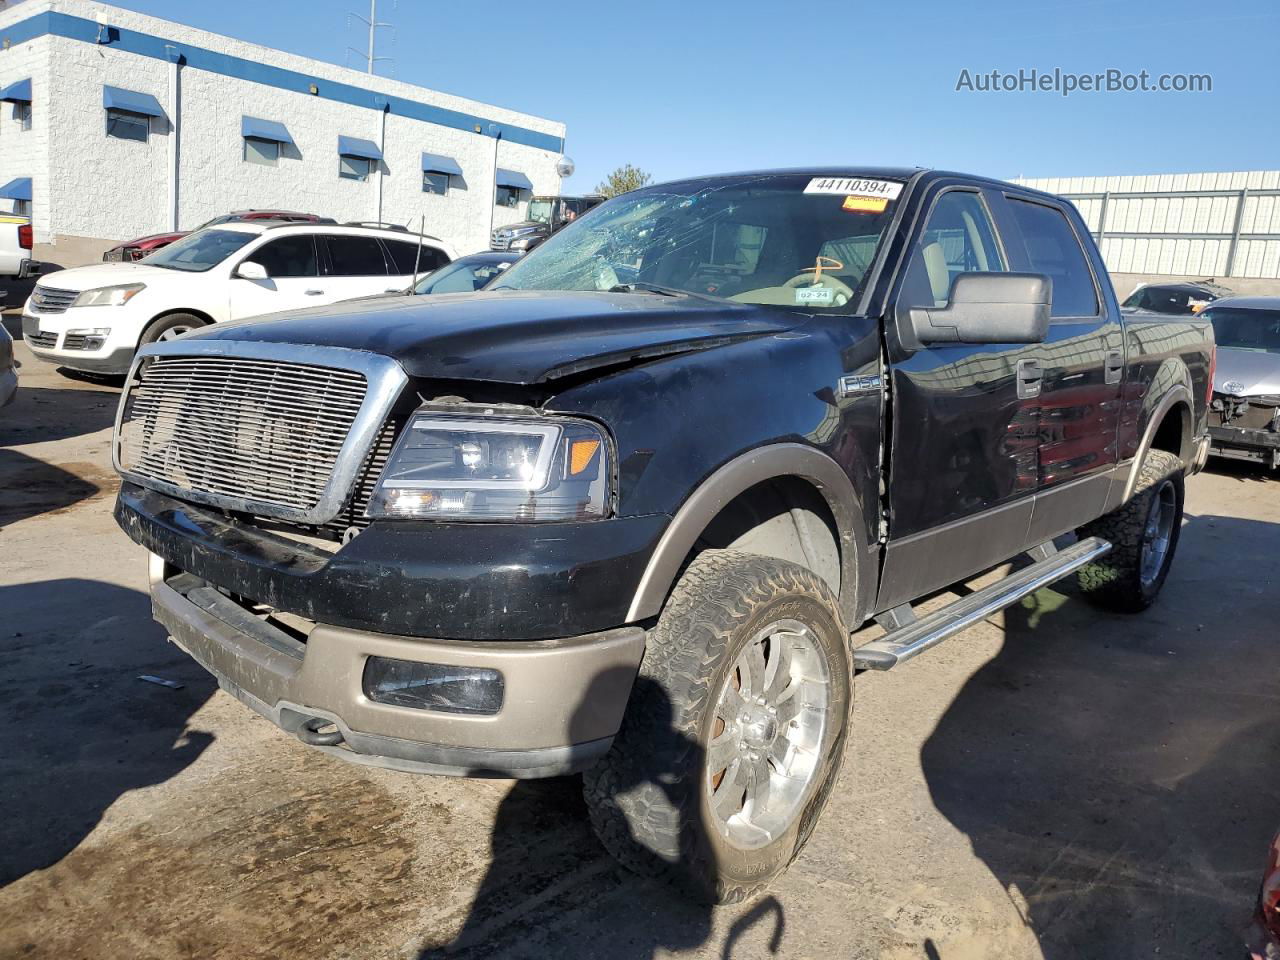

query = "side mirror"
[235, 261, 269, 281]
[908, 272, 1051, 345]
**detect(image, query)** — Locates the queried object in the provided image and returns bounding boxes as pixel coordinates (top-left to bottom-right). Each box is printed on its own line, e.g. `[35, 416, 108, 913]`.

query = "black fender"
[624, 443, 873, 628]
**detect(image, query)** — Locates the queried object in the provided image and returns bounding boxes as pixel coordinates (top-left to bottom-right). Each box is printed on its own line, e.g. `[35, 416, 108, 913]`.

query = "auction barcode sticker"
[804, 177, 903, 199]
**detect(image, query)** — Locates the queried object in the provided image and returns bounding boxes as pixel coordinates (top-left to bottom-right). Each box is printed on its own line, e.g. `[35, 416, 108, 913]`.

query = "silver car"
[0, 323, 17, 408]
[1204, 296, 1280, 469]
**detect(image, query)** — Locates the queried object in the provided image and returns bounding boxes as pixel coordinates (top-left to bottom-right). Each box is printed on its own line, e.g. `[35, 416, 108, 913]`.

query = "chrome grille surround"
[30, 285, 78, 313]
[113, 339, 408, 525]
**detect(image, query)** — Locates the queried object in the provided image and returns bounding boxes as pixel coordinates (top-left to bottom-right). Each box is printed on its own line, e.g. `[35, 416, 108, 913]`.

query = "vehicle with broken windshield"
[111, 168, 1214, 902]
[1202, 296, 1280, 469]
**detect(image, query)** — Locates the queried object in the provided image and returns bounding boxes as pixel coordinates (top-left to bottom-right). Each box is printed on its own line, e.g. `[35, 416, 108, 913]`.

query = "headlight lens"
[366, 411, 611, 521]
[71, 283, 145, 307]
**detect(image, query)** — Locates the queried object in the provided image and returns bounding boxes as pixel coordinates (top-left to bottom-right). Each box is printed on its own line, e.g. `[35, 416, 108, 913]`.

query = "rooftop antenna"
[346, 0, 395, 75]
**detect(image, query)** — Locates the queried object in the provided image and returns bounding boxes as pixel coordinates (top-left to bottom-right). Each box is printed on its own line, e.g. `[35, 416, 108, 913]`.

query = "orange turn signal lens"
[569, 439, 600, 475]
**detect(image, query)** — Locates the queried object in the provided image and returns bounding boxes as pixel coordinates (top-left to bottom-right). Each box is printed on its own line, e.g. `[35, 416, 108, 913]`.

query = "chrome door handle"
[1105, 348, 1124, 384]
[1016, 358, 1043, 399]
[304, 289, 324, 296]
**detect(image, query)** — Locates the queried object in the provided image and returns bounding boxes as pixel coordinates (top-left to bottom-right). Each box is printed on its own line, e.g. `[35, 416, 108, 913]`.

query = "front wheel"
[140, 312, 205, 346]
[1076, 448, 1185, 612]
[582, 550, 853, 903]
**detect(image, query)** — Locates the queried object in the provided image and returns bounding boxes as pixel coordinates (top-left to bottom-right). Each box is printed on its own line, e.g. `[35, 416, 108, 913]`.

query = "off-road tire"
[582, 549, 853, 904]
[1076, 448, 1184, 612]
[139, 312, 205, 346]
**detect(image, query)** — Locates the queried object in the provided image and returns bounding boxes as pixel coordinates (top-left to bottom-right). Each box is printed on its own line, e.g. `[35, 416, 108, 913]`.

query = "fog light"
[362, 657, 504, 715]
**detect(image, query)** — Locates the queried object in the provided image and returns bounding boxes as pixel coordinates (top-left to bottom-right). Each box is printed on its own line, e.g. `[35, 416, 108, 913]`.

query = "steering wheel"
[782, 272, 855, 306]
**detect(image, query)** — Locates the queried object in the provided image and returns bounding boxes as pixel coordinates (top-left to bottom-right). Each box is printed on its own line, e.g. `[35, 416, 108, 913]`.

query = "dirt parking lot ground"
[2, 324, 1277, 960]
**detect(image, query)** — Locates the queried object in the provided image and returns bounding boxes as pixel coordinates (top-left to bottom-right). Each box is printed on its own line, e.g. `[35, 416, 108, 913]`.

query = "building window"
[14, 199, 30, 217]
[423, 171, 450, 195]
[340, 155, 373, 182]
[16, 102, 31, 131]
[244, 136, 279, 167]
[496, 185, 521, 208]
[106, 108, 149, 142]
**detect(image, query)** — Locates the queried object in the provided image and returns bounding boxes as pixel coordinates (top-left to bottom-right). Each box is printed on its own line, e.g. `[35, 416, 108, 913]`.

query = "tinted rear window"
[1007, 198, 1099, 318]
[324, 235, 388, 276]
[385, 239, 449, 275]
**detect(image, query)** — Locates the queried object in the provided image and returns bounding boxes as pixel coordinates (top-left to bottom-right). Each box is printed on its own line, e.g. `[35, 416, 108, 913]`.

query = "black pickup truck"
[111, 168, 1214, 902]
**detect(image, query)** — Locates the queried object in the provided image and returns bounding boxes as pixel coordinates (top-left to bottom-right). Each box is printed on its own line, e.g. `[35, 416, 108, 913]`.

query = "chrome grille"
[63, 333, 91, 351]
[118, 355, 369, 514]
[319, 413, 405, 535]
[31, 285, 77, 313]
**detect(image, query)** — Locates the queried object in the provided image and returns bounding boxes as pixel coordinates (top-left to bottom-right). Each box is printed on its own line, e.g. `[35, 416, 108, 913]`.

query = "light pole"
[487, 123, 503, 241]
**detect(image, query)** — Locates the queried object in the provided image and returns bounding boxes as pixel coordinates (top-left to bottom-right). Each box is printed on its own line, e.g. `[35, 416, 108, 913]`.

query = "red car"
[102, 210, 331, 262]
[1249, 832, 1280, 958]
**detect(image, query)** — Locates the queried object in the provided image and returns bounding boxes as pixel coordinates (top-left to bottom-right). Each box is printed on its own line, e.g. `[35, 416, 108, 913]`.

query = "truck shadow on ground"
[921, 513, 1280, 959]
[0, 450, 106, 527]
[420, 675, 786, 959]
[0, 382, 122, 447]
[0, 579, 216, 887]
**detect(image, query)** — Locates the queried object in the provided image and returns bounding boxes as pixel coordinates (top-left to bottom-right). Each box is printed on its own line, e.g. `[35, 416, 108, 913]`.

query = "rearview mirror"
[908, 272, 1051, 345]
[235, 261, 269, 281]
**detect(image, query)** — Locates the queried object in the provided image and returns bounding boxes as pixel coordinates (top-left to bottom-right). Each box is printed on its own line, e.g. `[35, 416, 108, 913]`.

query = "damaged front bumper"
[148, 553, 646, 778]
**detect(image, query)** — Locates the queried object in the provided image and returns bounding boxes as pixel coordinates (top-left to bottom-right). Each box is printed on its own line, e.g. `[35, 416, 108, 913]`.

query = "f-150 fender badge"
[838, 374, 882, 397]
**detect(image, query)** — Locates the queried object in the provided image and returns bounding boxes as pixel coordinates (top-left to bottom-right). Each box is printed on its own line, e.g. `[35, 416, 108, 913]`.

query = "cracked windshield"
[495, 174, 900, 312]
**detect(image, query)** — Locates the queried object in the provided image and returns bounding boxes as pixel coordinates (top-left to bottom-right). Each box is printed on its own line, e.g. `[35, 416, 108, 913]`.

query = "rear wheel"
[582, 550, 853, 903]
[140, 312, 205, 346]
[1076, 448, 1184, 612]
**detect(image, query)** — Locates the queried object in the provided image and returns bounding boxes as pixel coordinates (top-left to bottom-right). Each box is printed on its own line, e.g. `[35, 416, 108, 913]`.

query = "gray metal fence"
[1012, 172, 1280, 280]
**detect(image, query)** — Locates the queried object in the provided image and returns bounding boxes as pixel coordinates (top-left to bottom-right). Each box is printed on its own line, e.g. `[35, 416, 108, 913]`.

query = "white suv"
[21, 223, 456, 376]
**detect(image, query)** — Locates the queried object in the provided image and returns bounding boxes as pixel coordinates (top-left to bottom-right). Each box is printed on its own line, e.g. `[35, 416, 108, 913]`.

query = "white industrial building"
[0, 0, 567, 267]
[1014, 170, 1280, 294]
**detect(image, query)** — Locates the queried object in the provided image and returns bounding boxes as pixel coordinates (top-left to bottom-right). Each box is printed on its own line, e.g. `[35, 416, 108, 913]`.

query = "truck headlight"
[71, 283, 145, 307]
[366, 411, 611, 521]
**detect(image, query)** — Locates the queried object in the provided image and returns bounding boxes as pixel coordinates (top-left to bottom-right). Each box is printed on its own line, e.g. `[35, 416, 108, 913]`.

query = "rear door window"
[1005, 198, 1099, 318]
[384, 239, 449, 275]
[248, 236, 319, 278]
[322, 235, 389, 276]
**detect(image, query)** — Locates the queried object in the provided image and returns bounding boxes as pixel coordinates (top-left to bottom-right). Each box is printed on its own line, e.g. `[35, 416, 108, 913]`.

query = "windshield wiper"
[608, 282, 723, 302]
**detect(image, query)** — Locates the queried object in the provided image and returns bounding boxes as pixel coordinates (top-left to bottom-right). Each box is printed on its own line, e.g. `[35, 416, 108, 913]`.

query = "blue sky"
[108, 0, 1279, 193]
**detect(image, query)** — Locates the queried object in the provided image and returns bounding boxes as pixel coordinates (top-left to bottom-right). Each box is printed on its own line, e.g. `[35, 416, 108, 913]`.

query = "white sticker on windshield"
[795, 285, 835, 305]
[804, 177, 903, 199]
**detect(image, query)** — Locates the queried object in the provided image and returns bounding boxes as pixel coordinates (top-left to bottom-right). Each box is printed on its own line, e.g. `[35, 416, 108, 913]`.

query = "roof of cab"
[1208, 296, 1280, 311]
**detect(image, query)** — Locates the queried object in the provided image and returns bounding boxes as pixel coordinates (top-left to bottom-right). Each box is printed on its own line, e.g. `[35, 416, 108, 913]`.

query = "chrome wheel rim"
[705, 619, 830, 850]
[157, 324, 194, 342]
[1139, 480, 1177, 587]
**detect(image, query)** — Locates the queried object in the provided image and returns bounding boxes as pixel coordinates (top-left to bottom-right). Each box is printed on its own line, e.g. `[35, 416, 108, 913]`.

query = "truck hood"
[35, 261, 180, 292]
[182, 289, 804, 384]
[493, 221, 546, 235]
[1214, 348, 1280, 396]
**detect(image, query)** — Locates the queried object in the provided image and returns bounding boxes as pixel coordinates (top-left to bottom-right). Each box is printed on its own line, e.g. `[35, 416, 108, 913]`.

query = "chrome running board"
[853, 537, 1112, 671]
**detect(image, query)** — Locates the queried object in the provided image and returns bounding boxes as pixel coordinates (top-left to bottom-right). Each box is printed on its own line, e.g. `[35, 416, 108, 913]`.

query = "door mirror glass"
[909, 272, 1051, 344]
[235, 261, 269, 280]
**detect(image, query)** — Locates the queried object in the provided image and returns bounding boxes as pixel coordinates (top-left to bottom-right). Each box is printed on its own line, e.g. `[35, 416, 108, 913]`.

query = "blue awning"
[421, 152, 462, 176]
[0, 78, 31, 102]
[242, 116, 294, 145]
[0, 177, 32, 201]
[337, 135, 383, 161]
[102, 85, 164, 118]
[495, 168, 533, 190]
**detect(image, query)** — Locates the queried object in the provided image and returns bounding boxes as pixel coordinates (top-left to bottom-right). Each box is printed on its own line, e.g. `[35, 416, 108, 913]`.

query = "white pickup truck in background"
[0, 213, 35, 281]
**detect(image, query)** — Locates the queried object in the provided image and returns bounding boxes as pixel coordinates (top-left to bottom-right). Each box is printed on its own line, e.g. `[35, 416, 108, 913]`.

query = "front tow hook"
[296, 717, 345, 747]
